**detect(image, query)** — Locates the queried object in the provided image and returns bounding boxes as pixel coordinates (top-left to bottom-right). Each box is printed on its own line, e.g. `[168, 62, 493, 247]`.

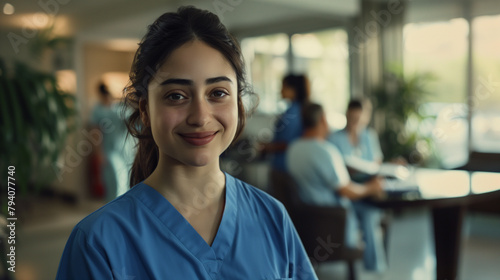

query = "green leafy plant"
[373, 67, 437, 165]
[0, 59, 78, 195]
[0, 23, 77, 200]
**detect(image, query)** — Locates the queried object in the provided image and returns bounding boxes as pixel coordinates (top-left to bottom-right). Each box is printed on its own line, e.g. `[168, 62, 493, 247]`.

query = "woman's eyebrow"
[206, 76, 233, 84]
[159, 76, 233, 86]
[160, 78, 193, 86]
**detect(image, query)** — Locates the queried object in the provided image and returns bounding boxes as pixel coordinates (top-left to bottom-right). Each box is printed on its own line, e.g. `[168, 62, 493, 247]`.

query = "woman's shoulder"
[72, 185, 146, 238]
[226, 173, 287, 216]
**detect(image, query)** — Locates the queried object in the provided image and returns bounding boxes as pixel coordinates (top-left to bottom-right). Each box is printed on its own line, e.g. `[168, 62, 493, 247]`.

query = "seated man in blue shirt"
[287, 103, 387, 272]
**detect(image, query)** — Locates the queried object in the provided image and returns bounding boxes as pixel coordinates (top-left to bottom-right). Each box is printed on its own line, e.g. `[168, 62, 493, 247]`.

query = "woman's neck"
[145, 155, 226, 246]
[144, 155, 226, 209]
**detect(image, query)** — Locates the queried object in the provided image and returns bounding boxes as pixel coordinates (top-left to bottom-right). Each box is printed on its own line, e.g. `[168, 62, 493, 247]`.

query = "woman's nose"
[186, 97, 210, 127]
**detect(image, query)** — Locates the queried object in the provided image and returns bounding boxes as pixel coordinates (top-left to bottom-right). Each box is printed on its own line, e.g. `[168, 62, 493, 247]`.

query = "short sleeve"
[56, 227, 113, 279]
[317, 143, 351, 190]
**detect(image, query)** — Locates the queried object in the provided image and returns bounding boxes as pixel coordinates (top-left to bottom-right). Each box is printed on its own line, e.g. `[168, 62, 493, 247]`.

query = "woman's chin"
[183, 154, 215, 167]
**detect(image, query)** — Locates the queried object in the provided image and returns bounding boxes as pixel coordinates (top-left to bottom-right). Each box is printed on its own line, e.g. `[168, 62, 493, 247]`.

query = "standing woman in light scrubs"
[56, 6, 317, 280]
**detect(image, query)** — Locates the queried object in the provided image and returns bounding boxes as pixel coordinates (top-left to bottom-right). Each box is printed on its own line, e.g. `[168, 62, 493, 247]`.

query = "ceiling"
[1, 0, 359, 44]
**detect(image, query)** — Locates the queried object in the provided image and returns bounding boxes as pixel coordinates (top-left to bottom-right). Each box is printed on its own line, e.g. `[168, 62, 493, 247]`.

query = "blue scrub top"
[56, 173, 317, 280]
[271, 101, 304, 172]
[328, 128, 383, 182]
[328, 128, 383, 163]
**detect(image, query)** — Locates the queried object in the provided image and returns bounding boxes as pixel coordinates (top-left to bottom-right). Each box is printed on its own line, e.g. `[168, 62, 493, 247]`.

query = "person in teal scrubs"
[328, 99, 387, 272]
[56, 6, 317, 279]
[328, 99, 383, 182]
[90, 83, 134, 202]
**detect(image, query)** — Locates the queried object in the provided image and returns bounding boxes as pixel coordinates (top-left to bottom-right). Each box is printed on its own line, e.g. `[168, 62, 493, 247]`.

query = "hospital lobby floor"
[8, 195, 500, 280]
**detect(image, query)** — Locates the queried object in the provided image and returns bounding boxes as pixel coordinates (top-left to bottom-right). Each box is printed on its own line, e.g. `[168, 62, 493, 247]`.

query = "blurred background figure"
[260, 74, 310, 197]
[328, 99, 384, 182]
[90, 82, 134, 202]
[287, 103, 387, 272]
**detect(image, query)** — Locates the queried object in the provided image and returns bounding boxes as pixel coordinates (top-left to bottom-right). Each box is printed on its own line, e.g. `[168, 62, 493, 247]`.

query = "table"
[370, 169, 500, 280]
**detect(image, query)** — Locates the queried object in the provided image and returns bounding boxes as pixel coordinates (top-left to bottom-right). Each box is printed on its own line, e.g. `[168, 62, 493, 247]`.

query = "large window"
[292, 29, 350, 130]
[404, 2, 500, 168]
[241, 33, 289, 114]
[404, 19, 468, 103]
[241, 29, 350, 129]
[403, 18, 469, 168]
[471, 14, 500, 153]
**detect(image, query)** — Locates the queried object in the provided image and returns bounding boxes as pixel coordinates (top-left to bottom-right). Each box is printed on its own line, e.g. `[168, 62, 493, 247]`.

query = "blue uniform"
[56, 173, 317, 279]
[271, 101, 304, 172]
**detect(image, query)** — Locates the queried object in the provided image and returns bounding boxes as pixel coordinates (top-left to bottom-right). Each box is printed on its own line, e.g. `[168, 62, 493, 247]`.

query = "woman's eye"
[211, 90, 228, 98]
[165, 93, 186, 101]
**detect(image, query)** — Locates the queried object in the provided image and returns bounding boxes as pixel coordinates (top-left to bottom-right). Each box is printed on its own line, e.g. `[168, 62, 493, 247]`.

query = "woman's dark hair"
[282, 74, 309, 104]
[124, 6, 253, 187]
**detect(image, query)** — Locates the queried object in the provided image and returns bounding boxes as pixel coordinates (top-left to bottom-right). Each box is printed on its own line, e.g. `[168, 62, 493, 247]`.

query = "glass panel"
[404, 18, 468, 103]
[471, 14, 500, 153]
[291, 29, 350, 130]
[403, 19, 469, 168]
[241, 33, 289, 114]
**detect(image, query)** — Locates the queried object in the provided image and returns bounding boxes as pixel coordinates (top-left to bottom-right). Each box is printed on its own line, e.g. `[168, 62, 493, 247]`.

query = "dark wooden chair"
[271, 172, 363, 280]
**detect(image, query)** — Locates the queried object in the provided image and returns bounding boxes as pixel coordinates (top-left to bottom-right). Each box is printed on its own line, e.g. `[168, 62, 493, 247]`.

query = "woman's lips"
[179, 131, 217, 146]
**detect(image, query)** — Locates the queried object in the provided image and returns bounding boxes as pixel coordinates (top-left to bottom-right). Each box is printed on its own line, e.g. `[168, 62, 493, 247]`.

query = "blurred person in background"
[328, 99, 383, 182]
[287, 103, 387, 272]
[260, 74, 310, 198]
[90, 82, 133, 202]
[329, 99, 408, 178]
[57, 6, 316, 279]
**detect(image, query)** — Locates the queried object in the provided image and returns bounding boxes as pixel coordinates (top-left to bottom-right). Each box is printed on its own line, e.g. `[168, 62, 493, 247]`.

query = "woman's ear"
[139, 98, 150, 127]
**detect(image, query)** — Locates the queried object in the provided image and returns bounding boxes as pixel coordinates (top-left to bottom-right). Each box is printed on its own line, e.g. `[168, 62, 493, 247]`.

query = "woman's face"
[280, 82, 295, 100]
[145, 40, 239, 167]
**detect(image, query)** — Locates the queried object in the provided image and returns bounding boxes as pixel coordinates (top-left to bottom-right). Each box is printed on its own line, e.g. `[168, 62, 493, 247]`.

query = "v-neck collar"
[132, 172, 238, 267]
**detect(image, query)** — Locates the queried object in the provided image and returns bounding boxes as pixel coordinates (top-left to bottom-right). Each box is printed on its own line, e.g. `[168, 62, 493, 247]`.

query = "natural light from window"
[404, 18, 469, 168]
[471, 14, 500, 153]
[292, 29, 350, 130]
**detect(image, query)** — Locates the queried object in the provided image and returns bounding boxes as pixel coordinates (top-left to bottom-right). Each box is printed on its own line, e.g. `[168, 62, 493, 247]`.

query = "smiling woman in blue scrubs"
[56, 6, 317, 280]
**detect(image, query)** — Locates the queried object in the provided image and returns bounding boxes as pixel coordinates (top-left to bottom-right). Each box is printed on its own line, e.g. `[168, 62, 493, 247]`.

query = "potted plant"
[0, 23, 77, 203]
[373, 67, 437, 166]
